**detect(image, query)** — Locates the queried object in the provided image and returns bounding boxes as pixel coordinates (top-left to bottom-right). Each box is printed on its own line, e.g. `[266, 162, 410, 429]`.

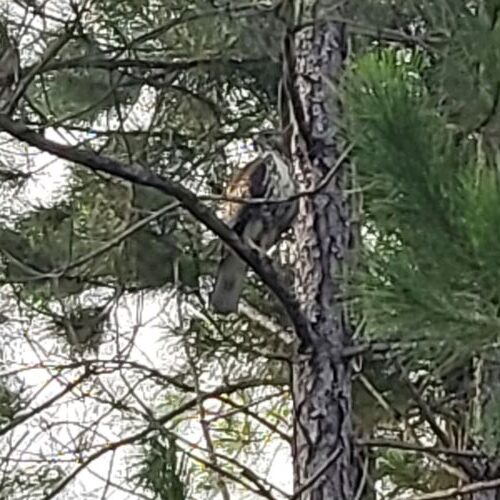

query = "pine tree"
[282, 1, 355, 497]
[3, 0, 500, 499]
[344, 1, 500, 498]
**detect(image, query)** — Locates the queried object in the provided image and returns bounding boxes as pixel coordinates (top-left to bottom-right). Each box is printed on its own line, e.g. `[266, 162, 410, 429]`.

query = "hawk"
[210, 132, 297, 314]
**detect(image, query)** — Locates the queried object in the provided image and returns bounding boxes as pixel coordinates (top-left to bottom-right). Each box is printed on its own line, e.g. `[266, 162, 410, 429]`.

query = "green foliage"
[6, 0, 282, 303]
[0, 378, 22, 423]
[7, 0, 500, 498]
[341, 10, 500, 495]
[377, 450, 431, 496]
[344, 49, 500, 346]
[480, 389, 500, 454]
[424, 2, 500, 134]
[30, 35, 141, 121]
[132, 436, 190, 500]
[0, 170, 209, 301]
[51, 304, 109, 352]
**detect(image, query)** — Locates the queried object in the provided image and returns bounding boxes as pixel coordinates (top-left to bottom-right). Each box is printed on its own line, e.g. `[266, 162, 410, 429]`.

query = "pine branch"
[40, 56, 267, 73]
[0, 367, 92, 437]
[40, 376, 287, 499]
[5, 19, 78, 114]
[395, 360, 479, 479]
[130, 2, 277, 46]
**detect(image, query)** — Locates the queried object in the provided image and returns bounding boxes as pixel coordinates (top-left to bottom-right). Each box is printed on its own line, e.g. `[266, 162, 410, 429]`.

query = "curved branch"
[0, 114, 311, 342]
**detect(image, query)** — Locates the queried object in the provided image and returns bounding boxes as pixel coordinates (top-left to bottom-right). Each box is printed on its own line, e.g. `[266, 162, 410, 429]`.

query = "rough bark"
[471, 353, 500, 500]
[284, 1, 354, 498]
[474, 490, 500, 500]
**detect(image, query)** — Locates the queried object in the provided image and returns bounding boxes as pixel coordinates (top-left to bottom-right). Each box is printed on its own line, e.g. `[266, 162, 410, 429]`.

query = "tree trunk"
[284, 1, 354, 498]
[473, 490, 499, 500]
[442, 354, 500, 499]
[470, 354, 500, 500]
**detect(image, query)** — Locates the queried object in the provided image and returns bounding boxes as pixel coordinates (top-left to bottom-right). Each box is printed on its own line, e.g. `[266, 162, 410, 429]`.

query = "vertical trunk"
[473, 491, 499, 500]
[284, 1, 354, 498]
[442, 354, 500, 499]
[471, 354, 500, 500]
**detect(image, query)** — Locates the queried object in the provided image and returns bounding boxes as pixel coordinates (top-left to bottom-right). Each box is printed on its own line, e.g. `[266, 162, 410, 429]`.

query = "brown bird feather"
[211, 141, 297, 314]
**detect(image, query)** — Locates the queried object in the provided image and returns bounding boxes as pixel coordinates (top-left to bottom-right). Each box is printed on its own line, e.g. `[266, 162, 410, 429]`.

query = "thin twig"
[399, 477, 500, 500]
[6, 23, 76, 114]
[358, 438, 486, 459]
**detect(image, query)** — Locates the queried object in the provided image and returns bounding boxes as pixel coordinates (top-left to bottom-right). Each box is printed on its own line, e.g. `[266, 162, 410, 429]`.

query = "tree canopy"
[1, 0, 500, 499]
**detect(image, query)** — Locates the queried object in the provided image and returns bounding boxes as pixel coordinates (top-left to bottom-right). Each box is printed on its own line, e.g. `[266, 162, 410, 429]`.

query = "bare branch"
[400, 478, 500, 500]
[358, 438, 486, 459]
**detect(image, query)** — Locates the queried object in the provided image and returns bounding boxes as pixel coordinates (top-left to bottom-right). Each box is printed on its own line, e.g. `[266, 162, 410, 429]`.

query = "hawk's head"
[254, 128, 292, 160]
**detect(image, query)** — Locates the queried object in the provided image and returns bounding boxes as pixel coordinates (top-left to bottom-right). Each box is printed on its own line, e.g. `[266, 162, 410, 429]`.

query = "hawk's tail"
[211, 251, 246, 315]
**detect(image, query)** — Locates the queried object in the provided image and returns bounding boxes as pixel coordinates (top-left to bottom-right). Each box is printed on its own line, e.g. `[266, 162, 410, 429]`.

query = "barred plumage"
[210, 135, 297, 314]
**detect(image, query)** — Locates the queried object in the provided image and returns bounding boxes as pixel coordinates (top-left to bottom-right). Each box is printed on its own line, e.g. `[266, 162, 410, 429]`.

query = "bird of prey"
[210, 132, 297, 314]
